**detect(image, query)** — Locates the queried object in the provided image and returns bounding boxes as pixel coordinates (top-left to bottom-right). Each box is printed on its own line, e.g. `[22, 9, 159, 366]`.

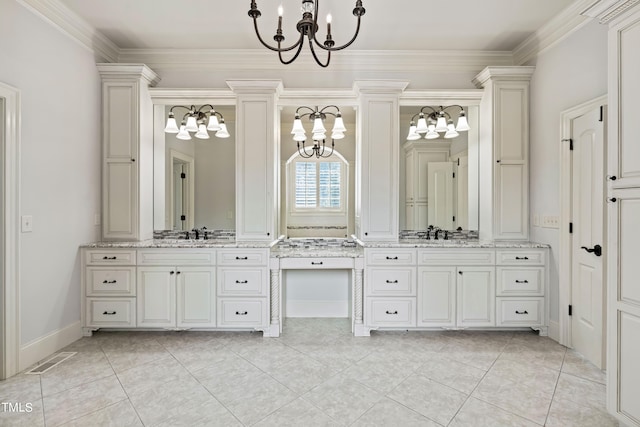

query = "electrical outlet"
[533, 214, 540, 227]
[94, 213, 101, 226]
[542, 215, 560, 229]
[21, 215, 33, 232]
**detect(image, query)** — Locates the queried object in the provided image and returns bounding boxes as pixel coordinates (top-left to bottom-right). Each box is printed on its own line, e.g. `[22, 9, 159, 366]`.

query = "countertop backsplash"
[153, 229, 235, 240]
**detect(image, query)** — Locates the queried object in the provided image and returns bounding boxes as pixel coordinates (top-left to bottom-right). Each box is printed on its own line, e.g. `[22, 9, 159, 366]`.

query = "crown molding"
[581, 0, 640, 23]
[400, 90, 484, 106]
[472, 66, 536, 88]
[512, 0, 596, 65]
[148, 88, 236, 104]
[96, 63, 161, 86]
[16, 0, 120, 62]
[118, 48, 513, 73]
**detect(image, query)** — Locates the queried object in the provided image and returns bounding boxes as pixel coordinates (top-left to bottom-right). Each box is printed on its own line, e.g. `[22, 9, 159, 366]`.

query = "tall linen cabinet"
[583, 1, 640, 425]
[97, 64, 159, 241]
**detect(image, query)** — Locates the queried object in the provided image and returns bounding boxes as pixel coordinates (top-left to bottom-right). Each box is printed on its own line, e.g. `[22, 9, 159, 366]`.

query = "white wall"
[527, 20, 608, 325]
[0, 0, 101, 344]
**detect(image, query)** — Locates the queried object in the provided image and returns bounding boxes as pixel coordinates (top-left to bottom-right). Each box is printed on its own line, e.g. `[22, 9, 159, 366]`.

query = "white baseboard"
[19, 321, 82, 371]
[285, 300, 349, 318]
[548, 320, 560, 343]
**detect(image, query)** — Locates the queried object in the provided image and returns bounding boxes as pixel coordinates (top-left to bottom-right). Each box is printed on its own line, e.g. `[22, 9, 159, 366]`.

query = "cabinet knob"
[607, 175, 617, 181]
[607, 197, 617, 203]
[458, 271, 463, 275]
[176, 271, 181, 275]
[496, 160, 501, 163]
[170, 271, 175, 275]
[131, 158, 136, 162]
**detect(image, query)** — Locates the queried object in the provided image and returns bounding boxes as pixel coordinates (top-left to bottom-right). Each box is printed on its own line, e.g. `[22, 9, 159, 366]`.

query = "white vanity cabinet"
[136, 249, 216, 328]
[216, 249, 270, 328]
[83, 249, 137, 330]
[495, 249, 546, 328]
[417, 250, 495, 328]
[364, 248, 417, 327]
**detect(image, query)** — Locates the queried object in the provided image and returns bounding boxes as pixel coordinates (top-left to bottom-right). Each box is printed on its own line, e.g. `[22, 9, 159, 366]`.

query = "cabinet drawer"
[496, 298, 543, 326]
[417, 249, 494, 266]
[497, 267, 544, 296]
[217, 299, 268, 327]
[496, 250, 545, 265]
[137, 250, 216, 266]
[366, 268, 415, 296]
[86, 250, 136, 265]
[279, 257, 354, 269]
[86, 298, 135, 327]
[86, 267, 136, 296]
[217, 249, 268, 266]
[365, 249, 416, 266]
[367, 298, 415, 327]
[218, 268, 268, 296]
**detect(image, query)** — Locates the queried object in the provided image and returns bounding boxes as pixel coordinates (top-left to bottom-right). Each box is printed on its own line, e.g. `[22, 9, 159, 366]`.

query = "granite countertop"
[270, 238, 364, 258]
[363, 240, 550, 249]
[82, 239, 275, 249]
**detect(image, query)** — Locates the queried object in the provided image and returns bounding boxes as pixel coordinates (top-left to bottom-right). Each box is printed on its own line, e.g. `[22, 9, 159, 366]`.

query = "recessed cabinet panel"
[497, 88, 526, 161]
[620, 21, 640, 184]
[177, 267, 216, 327]
[457, 267, 495, 327]
[367, 298, 415, 327]
[217, 249, 268, 266]
[105, 161, 135, 238]
[418, 250, 494, 266]
[366, 249, 415, 266]
[418, 267, 456, 327]
[497, 267, 544, 296]
[217, 298, 267, 327]
[619, 311, 640, 423]
[87, 298, 135, 327]
[218, 268, 267, 296]
[87, 267, 136, 296]
[496, 297, 543, 326]
[496, 164, 526, 238]
[137, 267, 175, 327]
[367, 268, 415, 296]
[619, 196, 640, 305]
[86, 250, 136, 265]
[138, 250, 216, 266]
[104, 84, 135, 160]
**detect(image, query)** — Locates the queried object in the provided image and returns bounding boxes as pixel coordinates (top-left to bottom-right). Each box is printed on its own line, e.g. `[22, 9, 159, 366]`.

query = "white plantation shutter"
[319, 162, 341, 208]
[295, 162, 317, 207]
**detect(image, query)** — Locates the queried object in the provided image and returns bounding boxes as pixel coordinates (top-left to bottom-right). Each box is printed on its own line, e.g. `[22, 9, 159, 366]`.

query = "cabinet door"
[104, 160, 136, 239]
[418, 267, 456, 327]
[495, 163, 527, 239]
[137, 267, 175, 327]
[405, 150, 415, 203]
[457, 267, 495, 327]
[176, 267, 216, 328]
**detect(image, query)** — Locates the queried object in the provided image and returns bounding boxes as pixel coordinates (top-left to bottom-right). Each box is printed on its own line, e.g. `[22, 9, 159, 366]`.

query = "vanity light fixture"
[406, 106, 470, 141]
[164, 105, 230, 140]
[292, 105, 346, 158]
[248, 0, 366, 67]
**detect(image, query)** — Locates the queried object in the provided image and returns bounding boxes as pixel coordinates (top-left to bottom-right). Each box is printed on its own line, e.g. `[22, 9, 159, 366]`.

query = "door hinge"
[453, 172, 456, 178]
[569, 222, 573, 234]
[599, 105, 604, 122]
[180, 172, 186, 179]
[568, 305, 573, 316]
[569, 139, 573, 151]
[453, 215, 456, 222]
[457, 158, 460, 166]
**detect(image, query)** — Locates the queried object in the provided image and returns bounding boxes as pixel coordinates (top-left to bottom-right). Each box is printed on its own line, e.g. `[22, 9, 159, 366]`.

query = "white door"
[427, 162, 453, 229]
[176, 267, 216, 327]
[417, 267, 456, 327]
[456, 156, 469, 229]
[570, 107, 605, 369]
[0, 97, 4, 380]
[137, 266, 176, 327]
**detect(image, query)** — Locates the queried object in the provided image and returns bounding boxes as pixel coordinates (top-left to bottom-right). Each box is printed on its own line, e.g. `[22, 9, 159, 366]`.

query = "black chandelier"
[163, 105, 230, 140]
[406, 106, 470, 141]
[248, 0, 366, 67]
[291, 105, 346, 158]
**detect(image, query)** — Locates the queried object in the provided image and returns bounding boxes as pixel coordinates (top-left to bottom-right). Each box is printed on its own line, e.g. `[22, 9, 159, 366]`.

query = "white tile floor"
[0, 319, 618, 426]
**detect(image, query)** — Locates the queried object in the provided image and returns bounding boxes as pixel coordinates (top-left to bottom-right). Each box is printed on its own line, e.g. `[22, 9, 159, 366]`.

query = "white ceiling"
[58, 0, 575, 52]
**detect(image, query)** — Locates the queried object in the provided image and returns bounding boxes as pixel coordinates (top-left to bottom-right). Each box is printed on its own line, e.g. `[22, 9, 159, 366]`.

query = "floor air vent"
[25, 352, 76, 374]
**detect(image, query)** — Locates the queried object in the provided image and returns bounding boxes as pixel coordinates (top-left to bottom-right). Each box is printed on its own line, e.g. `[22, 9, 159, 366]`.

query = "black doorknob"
[581, 244, 602, 257]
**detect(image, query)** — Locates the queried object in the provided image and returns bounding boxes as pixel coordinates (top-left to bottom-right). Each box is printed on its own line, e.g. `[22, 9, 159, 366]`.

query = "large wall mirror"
[153, 102, 236, 231]
[399, 105, 479, 232]
[278, 104, 357, 239]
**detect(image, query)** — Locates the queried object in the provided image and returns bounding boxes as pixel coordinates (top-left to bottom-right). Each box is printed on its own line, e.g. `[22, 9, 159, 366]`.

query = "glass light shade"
[444, 122, 459, 139]
[216, 122, 230, 138]
[311, 117, 326, 134]
[435, 115, 448, 132]
[456, 114, 470, 131]
[164, 116, 179, 133]
[406, 124, 421, 141]
[312, 132, 327, 141]
[301, 0, 314, 14]
[425, 125, 439, 139]
[207, 115, 221, 131]
[416, 114, 429, 133]
[176, 125, 191, 140]
[331, 131, 345, 140]
[185, 115, 199, 132]
[293, 132, 307, 142]
[332, 115, 346, 133]
[291, 117, 305, 134]
[195, 123, 210, 139]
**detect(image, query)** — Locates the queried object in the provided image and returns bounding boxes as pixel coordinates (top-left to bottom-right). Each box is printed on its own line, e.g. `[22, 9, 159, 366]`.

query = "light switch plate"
[94, 213, 101, 226]
[542, 215, 560, 229]
[533, 214, 540, 227]
[21, 215, 33, 232]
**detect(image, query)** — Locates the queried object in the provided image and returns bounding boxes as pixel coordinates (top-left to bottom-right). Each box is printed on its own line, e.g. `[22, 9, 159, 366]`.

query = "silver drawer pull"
[235, 311, 248, 316]
[235, 256, 248, 260]
[385, 280, 398, 284]
[515, 310, 529, 315]
[515, 280, 529, 284]
[386, 256, 398, 260]
[102, 280, 117, 284]
[102, 311, 117, 315]
[311, 261, 324, 265]
[102, 256, 117, 260]
[385, 310, 398, 315]
[515, 256, 529, 260]
[235, 280, 248, 284]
